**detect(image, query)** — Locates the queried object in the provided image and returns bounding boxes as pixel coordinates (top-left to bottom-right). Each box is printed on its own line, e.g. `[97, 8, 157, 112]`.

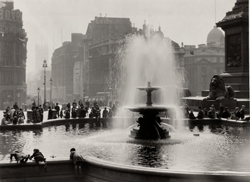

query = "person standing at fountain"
[188, 109, 196, 119]
[12, 108, 19, 125]
[38, 105, 44, 121]
[217, 103, 224, 119]
[71, 107, 77, 118]
[48, 106, 53, 120]
[13, 102, 19, 110]
[221, 107, 231, 119]
[196, 107, 204, 119]
[18, 108, 25, 124]
[64, 107, 70, 119]
[70, 148, 85, 178]
[208, 107, 216, 119]
[102, 107, 108, 118]
[240, 105, 245, 120]
[55, 103, 60, 118]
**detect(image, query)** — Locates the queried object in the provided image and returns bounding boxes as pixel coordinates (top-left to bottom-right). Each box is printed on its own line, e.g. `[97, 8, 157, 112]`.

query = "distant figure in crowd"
[29, 149, 47, 171]
[13, 102, 19, 110]
[188, 109, 196, 119]
[39, 105, 44, 121]
[60, 108, 63, 118]
[102, 107, 108, 118]
[48, 106, 53, 120]
[235, 107, 241, 120]
[67, 103, 71, 109]
[208, 107, 215, 119]
[12, 108, 19, 125]
[217, 103, 224, 119]
[55, 103, 60, 118]
[240, 105, 245, 120]
[72, 100, 77, 108]
[10, 151, 30, 164]
[64, 108, 70, 119]
[79, 106, 86, 118]
[1, 113, 8, 125]
[203, 108, 208, 117]
[70, 148, 85, 178]
[221, 107, 231, 119]
[78, 100, 83, 107]
[72, 107, 77, 118]
[18, 109, 25, 124]
[196, 107, 204, 119]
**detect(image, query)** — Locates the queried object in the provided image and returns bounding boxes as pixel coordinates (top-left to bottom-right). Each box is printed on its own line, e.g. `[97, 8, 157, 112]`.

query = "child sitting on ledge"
[10, 151, 30, 164]
[29, 149, 47, 171]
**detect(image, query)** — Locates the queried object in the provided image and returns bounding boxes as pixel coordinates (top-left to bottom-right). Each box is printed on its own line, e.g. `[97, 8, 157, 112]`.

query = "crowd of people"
[186, 104, 246, 120]
[57, 99, 120, 120]
[1, 102, 25, 125]
[1, 99, 248, 125]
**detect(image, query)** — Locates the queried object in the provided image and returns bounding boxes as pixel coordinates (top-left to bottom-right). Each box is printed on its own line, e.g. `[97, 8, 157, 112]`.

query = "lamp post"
[50, 78, 52, 106]
[43, 60, 47, 110]
[37, 87, 40, 106]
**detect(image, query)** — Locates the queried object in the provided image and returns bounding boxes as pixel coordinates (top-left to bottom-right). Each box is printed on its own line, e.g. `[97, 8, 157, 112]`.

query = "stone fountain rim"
[84, 156, 250, 177]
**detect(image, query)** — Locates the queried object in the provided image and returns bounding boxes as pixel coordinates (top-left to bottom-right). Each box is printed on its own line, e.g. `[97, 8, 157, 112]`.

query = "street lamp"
[37, 87, 40, 106]
[43, 60, 47, 109]
[50, 78, 52, 105]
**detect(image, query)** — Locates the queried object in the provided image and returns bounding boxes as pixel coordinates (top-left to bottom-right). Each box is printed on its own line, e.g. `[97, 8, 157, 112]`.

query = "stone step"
[201, 90, 249, 99]
[225, 83, 249, 90]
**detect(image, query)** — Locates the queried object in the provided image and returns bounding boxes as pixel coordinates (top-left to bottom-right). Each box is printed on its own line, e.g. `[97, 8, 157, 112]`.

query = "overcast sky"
[12, 0, 236, 73]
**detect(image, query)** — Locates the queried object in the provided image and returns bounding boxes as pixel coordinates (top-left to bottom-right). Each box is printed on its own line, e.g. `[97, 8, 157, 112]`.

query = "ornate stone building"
[0, 1, 27, 109]
[183, 26, 225, 96]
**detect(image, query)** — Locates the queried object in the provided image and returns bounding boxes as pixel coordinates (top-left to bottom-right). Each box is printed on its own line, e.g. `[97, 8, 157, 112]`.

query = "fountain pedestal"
[128, 82, 170, 140]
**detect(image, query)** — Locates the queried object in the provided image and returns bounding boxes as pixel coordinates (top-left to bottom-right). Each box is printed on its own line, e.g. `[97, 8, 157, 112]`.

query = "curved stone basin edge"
[0, 156, 250, 182]
[0, 117, 249, 131]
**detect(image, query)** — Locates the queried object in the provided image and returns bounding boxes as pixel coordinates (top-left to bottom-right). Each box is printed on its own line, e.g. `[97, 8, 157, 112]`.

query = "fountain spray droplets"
[115, 34, 185, 125]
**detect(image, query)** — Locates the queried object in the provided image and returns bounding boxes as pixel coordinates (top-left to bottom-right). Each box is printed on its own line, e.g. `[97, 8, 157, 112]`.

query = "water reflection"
[0, 122, 250, 171]
[134, 145, 164, 168]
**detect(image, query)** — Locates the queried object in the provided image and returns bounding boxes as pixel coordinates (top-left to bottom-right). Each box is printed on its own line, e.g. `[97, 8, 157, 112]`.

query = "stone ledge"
[1, 156, 250, 182]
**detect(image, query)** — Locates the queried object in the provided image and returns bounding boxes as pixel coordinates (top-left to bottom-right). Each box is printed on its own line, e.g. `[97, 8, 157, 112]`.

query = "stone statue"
[203, 75, 235, 101]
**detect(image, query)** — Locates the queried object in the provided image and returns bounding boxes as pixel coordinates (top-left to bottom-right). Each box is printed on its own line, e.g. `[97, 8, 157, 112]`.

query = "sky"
[12, 0, 236, 73]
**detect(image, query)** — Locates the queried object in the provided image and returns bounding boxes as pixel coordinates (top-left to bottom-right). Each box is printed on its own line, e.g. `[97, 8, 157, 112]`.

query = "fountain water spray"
[114, 33, 185, 129]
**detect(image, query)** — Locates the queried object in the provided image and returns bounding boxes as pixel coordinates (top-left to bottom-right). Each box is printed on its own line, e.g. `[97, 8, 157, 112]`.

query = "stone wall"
[0, 156, 250, 182]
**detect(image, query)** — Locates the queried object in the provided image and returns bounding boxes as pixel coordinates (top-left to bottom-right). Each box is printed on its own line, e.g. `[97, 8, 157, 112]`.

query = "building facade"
[0, 1, 27, 109]
[183, 26, 225, 96]
[86, 17, 133, 101]
[51, 33, 88, 103]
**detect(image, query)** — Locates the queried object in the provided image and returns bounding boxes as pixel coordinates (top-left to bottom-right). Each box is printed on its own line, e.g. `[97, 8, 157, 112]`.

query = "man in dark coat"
[48, 106, 53, 120]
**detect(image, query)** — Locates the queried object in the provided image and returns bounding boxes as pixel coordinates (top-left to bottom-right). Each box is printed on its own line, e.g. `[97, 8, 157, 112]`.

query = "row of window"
[0, 56, 25, 67]
[0, 41, 24, 54]
[0, 70, 25, 85]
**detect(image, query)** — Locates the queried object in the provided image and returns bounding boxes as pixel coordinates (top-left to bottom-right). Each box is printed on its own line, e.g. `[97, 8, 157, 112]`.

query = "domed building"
[183, 26, 225, 96]
[207, 26, 224, 46]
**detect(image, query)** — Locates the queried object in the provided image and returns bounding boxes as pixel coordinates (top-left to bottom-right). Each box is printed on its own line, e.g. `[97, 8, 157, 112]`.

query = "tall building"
[0, 1, 28, 109]
[86, 16, 133, 100]
[183, 26, 225, 96]
[51, 33, 87, 103]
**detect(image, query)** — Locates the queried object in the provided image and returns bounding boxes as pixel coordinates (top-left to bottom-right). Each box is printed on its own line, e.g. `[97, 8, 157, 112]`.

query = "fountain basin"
[0, 156, 250, 182]
[127, 105, 168, 113]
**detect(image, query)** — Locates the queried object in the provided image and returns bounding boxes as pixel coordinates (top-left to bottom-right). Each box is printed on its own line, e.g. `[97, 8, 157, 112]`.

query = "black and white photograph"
[0, 0, 249, 181]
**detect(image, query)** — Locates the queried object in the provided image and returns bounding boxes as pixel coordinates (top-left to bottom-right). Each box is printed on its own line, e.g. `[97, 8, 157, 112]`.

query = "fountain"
[128, 82, 170, 139]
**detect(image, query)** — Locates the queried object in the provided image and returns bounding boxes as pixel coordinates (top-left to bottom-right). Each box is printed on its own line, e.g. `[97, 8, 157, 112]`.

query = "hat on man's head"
[70, 148, 76, 152]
